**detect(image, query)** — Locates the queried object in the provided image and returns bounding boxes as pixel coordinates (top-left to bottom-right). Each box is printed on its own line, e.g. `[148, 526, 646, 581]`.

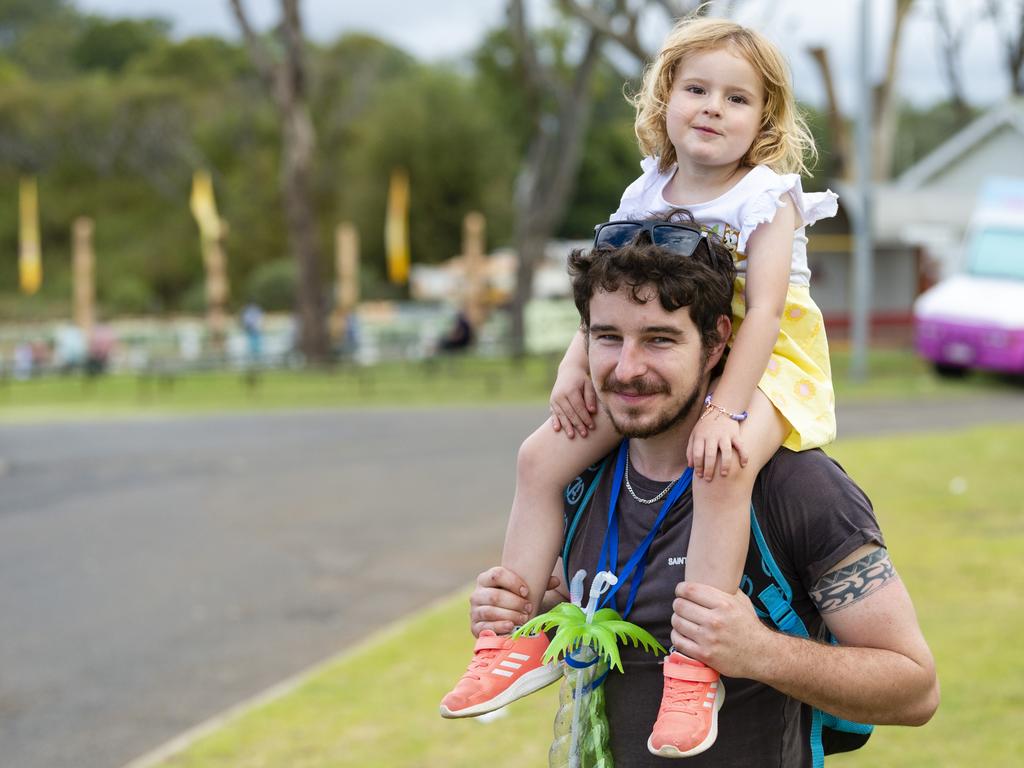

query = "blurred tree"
[244, 257, 297, 310]
[890, 99, 981, 176]
[311, 34, 414, 200]
[128, 35, 251, 86]
[503, 0, 606, 357]
[983, 0, 1024, 95]
[0, 5, 539, 320]
[346, 65, 518, 280]
[0, 0, 71, 44]
[473, 27, 636, 238]
[310, 33, 415, 291]
[72, 16, 170, 73]
[229, 0, 329, 362]
[558, 63, 640, 236]
[0, 0, 81, 79]
[806, 0, 914, 180]
[931, 0, 974, 121]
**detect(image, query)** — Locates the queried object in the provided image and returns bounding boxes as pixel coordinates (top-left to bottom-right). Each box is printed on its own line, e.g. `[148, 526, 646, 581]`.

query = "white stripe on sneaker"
[508, 652, 531, 661]
[499, 660, 523, 670]
[491, 669, 514, 677]
[703, 701, 712, 708]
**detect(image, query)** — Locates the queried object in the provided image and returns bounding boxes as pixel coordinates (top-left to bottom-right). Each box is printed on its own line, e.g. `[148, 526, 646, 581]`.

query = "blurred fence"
[0, 299, 583, 380]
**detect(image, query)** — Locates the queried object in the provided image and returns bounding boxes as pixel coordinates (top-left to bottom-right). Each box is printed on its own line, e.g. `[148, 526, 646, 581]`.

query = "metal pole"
[851, 0, 874, 380]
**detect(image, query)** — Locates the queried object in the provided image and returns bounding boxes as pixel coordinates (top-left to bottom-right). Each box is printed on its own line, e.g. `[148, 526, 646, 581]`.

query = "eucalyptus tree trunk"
[229, 0, 329, 362]
[984, 0, 1024, 96]
[806, 0, 914, 181]
[507, 0, 605, 357]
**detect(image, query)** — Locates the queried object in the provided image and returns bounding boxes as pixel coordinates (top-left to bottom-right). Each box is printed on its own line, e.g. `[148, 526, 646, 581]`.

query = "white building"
[810, 99, 1024, 335]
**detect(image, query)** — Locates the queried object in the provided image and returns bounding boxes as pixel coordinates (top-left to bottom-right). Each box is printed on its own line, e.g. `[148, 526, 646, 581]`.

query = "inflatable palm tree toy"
[515, 570, 666, 768]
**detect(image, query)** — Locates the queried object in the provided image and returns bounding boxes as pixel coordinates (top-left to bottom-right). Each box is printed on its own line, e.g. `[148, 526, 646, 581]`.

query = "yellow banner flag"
[385, 168, 410, 285]
[19, 176, 42, 295]
[190, 170, 222, 241]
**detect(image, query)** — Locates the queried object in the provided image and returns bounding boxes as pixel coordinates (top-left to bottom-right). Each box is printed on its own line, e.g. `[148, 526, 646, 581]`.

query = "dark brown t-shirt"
[562, 446, 884, 768]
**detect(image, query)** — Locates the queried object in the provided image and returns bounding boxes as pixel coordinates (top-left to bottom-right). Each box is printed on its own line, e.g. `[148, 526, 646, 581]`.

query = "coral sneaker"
[647, 652, 725, 758]
[439, 630, 561, 718]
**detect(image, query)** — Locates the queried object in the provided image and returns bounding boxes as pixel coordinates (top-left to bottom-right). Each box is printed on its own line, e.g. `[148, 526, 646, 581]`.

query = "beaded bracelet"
[701, 393, 748, 422]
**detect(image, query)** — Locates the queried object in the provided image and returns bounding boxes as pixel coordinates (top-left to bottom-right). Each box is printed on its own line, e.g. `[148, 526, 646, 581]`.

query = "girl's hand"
[549, 363, 597, 439]
[687, 412, 748, 480]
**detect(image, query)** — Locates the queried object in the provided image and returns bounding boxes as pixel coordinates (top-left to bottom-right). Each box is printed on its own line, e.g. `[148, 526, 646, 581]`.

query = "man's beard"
[599, 370, 703, 439]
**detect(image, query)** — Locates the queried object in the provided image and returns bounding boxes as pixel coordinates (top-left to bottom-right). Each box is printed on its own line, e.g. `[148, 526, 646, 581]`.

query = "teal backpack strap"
[561, 458, 609, 586]
[810, 709, 824, 768]
[748, 506, 873, 767]
[750, 507, 808, 638]
[820, 712, 874, 735]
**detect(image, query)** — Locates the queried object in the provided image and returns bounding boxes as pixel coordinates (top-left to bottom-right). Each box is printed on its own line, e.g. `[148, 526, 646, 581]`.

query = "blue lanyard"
[597, 440, 692, 619]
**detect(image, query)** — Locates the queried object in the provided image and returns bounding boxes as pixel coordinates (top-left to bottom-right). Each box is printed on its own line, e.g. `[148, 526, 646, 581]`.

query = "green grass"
[156, 593, 560, 768]
[0, 355, 562, 422]
[828, 425, 1024, 767]
[150, 424, 1024, 767]
[1, 346, 1019, 422]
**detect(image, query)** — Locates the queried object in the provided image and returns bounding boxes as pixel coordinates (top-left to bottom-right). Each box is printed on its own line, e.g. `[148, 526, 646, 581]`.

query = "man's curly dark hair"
[569, 213, 736, 360]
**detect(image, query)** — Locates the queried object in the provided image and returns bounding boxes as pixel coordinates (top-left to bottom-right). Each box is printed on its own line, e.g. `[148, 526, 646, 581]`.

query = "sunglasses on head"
[592, 219, 706, 257]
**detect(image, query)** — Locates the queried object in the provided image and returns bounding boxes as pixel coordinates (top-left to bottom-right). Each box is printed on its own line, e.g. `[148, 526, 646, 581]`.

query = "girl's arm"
[550, 328, 598, 438]
[689, 198, 797, 479]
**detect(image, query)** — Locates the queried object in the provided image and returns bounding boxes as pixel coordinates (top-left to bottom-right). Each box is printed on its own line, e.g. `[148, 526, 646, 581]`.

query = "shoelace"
[662, 679, 705, 714]
[461, 646, 501, 681]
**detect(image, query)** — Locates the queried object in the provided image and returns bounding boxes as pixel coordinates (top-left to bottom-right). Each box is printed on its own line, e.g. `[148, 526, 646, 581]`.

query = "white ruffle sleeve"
[610, 156, 667, 221]
[736, 172, 838, 252]
[737, 171, 839, 249]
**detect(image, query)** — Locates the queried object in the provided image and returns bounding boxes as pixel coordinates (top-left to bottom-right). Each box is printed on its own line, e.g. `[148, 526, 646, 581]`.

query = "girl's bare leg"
[648, 390, 789, 754]
[439, 413, 619, 719]
[502, 409, 619, 622]
[686, 388, 788, 592]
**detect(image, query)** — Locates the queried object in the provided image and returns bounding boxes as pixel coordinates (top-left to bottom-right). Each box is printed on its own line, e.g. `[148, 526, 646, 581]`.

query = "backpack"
[562, 456, 873, 767]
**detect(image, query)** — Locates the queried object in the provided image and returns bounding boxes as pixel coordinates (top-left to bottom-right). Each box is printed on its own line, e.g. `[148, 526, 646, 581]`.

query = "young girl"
[442, 16, 838, 759]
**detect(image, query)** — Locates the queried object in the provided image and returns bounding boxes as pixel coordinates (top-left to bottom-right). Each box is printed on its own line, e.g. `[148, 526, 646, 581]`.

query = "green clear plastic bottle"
[548, 648, 613, 768]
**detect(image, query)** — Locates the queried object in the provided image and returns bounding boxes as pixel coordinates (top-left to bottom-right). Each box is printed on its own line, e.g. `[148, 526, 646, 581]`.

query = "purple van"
[914, 179, 1024, 376]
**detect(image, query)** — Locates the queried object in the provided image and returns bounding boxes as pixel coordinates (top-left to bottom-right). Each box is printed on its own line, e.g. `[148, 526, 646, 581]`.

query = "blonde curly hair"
[632, 16, 817, 176]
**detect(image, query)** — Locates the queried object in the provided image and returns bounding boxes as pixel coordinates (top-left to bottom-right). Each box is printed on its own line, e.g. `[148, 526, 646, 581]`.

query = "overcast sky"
[74, 0, 1014, 110]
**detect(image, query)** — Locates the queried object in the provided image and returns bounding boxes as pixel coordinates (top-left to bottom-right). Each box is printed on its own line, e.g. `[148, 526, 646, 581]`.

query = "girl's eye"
[729, 95, 748, 104]
[685, 85, 705, 95]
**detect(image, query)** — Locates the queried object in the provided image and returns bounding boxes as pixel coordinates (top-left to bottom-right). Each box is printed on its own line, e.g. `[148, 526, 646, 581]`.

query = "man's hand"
[470, 566, 561, 637]
[670, 581, 772, 679]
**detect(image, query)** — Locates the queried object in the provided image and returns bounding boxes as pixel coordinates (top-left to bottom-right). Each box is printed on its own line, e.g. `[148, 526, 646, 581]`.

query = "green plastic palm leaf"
[591, 608, 667, 656]
[516, 602, 585, 638]
[583, 623, 624, 672]
[544, 624, 589, 665]
[515, 596, 666, 671]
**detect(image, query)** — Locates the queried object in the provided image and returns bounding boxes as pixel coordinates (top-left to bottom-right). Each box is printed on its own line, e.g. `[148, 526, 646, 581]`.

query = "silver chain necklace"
[624, 446, 677, 505]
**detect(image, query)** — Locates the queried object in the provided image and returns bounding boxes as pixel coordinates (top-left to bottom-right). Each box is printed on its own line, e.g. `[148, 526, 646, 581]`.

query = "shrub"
[244, 258, 296, 312]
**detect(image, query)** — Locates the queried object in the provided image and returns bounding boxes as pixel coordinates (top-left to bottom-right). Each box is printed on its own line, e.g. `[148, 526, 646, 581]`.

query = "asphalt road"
[1, 394, 1023, 768]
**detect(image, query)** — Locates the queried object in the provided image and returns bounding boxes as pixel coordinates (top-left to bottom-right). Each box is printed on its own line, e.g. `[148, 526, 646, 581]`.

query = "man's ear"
[706, 315, 732, 369]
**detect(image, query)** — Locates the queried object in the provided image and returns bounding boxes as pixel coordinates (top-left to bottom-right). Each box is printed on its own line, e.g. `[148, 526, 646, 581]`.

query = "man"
[466, 227, 938, 766]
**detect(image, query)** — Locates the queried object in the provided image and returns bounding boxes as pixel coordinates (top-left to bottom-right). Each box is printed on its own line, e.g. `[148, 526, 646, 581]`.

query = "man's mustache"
[600, 373, 670, 397]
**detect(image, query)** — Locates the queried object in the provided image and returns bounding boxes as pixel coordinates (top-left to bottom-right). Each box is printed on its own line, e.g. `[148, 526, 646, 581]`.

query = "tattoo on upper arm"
[811, 547, 896, 614]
